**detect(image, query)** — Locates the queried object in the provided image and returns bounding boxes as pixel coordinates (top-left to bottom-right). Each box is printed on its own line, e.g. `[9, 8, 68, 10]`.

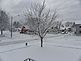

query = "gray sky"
[0, 0, 81, 23]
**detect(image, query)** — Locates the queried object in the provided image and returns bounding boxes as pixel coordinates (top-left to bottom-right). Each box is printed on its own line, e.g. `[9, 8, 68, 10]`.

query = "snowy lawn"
[0, 31, 81, 61]
[0, 31, 38, 42]
[0, 31, 81, 48]
[0, 42, 81, 61]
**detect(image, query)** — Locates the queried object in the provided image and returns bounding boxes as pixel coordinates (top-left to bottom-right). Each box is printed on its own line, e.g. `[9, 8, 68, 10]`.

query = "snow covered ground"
[0, 31, 38, 42]
[0, 43, 81, 61]
[0, 31, 81, 61]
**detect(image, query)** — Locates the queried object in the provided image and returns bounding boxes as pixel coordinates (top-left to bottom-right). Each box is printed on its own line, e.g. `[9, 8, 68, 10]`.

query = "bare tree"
[26, 0, 57, 47]
[0, 9, 10, 35]
[13, 21, 21, 28]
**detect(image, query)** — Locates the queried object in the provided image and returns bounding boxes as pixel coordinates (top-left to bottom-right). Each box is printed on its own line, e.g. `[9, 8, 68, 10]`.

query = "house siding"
[74, 24, 81, 35]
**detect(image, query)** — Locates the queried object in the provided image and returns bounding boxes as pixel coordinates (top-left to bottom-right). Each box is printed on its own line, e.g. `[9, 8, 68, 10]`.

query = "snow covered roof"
[21, 25, 30, 29]
[74, 21, 81, 24]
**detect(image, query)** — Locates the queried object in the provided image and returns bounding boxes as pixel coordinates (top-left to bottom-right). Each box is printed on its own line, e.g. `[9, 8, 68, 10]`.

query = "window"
[79, 26, 81, 28]
[79, 31, 81, 34]
[51, 27, 53, 29]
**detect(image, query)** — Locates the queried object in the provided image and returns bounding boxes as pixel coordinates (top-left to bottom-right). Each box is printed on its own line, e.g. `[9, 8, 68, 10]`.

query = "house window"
[62, 30, 64, 32]
[79, 26, 81, 28]
[79, 31, 81, 34]
[51, 27, 53, 29]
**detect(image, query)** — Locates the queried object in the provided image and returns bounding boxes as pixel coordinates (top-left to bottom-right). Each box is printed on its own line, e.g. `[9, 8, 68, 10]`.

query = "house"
[20, 26, 28, 33]
[72, 24, 81, 35]
[20, 25, 36, 35]
[20, 25, 31, 33]
[59, 22, 75, 34]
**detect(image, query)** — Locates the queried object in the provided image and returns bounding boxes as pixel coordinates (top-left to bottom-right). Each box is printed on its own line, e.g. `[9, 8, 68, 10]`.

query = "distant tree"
[65, 22, 73, 27]
[48, 21, 62, 33]
[0, 10, 10, 35]
[55, 21, 62, 32]
[26, 0, 58, 47]
[13, 21, 21, 28]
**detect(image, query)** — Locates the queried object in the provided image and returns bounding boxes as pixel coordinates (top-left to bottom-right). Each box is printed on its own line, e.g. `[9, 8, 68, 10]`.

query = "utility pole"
[10, 14, 20, 38]
[11, 16, 13, 38]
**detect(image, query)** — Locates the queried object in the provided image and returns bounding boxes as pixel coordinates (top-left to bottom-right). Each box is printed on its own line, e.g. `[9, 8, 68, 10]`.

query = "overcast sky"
[0, 0, 81, 23]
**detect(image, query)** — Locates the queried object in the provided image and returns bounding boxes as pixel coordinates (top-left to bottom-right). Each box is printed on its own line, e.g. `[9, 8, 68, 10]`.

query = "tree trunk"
[41, 37, 43, 47]
[1, 29, 3, 35]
